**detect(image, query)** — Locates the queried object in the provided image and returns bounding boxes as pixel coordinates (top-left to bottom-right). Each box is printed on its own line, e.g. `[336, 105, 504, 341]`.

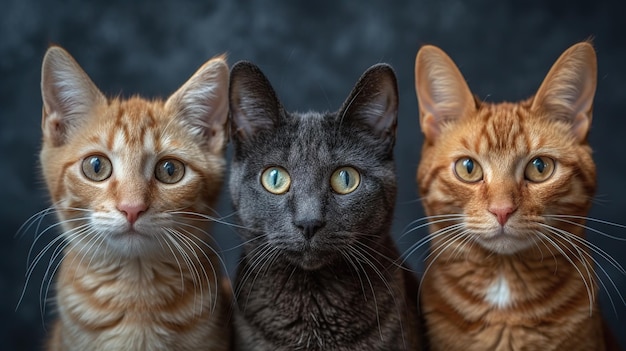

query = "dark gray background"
[2, 0, 625, 349]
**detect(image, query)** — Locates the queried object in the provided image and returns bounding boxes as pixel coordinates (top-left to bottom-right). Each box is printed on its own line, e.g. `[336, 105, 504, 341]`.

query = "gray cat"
[228, 61, 423, 351]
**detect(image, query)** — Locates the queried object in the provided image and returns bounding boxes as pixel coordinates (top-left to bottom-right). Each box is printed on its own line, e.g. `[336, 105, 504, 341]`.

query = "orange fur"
[39, 46, 231, 351]
[414, 42, 620, 350]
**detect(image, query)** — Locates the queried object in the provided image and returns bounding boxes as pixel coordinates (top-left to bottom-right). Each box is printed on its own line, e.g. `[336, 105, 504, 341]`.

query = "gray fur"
[228, 62, 422, 350]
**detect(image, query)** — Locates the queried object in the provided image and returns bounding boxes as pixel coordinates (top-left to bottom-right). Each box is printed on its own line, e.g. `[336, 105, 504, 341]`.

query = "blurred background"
[1, 0, 625, 349]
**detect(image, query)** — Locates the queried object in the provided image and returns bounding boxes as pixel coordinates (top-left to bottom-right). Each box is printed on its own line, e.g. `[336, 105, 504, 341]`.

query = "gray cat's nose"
[296, 219, 325, 240]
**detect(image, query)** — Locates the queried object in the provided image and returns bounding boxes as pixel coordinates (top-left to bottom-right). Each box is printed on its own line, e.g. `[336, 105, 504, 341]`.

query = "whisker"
[224, 235, 265, 252]
[160, 232, 186, 293]
[41, 227, 95, 321]
[345, 248, 383, 341]
[399, 215, 465, 240]
[240, 246, 280, 312]
[540, 223, 626, 275]
[15, 206, 57, 239]
[27, 217, 91, 269]
[168, 211, 256, 231]
[350, 242, 409, 345]
[340, 251, 368, 301]
[535, 230, 595, 315]
[541, 224, 626, 314]
[234, 242, 273, 301]
[399, 223, 465, 265]
[417, 230, 468, 309]
[545, 215, 626, 241]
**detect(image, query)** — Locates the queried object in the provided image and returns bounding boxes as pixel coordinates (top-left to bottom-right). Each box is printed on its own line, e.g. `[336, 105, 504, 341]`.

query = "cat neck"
[424, 223, 598, 317]
[234, 238, 410, 350]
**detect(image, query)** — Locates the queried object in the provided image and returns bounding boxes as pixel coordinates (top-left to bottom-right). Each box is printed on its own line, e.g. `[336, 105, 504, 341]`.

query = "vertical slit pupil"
[270, 169, 279, 186]
[340, 170, 349, 187]
[165, 162, 175, 176]
[463, 159, 474, 174]
[533, 158, 545, 173]
[91, 157, 101, 173]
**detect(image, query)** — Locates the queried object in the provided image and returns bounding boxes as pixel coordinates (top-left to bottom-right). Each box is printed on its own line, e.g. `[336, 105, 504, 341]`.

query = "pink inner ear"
[421, 113, 440, 141]
[571, 112, 591, 141]
[43, 113, 67, 147]
[415, 46, 476, 143]
[530, 43, 597, 142]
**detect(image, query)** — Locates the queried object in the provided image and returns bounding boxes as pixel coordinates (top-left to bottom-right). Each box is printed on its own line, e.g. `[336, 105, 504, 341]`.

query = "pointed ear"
[228, 61, 282, 141]
[414, 45, 476, 142]
[165, 54, 229, 152]
[41, 46, 106, 146]
[531, 42, 597, 142]
[338, 63, 398, 147]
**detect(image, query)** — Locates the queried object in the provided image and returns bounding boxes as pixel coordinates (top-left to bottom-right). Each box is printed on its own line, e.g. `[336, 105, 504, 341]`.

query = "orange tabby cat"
[39, 46, 231, 350]
[414, 42, 621, 350]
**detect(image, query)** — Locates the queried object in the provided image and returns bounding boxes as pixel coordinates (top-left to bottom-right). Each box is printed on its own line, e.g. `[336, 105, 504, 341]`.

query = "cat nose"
[117, 203, 147, 225]
[488, 204, 516, 226]
[296, 219, 326, 240]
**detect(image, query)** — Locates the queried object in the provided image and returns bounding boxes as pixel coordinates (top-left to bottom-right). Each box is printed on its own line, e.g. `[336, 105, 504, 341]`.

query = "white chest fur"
[484, 275, 512, 308]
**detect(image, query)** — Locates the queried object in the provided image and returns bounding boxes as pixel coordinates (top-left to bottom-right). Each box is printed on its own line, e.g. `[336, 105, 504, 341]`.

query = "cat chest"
[484, 275, 512, 308]
[241, 287, 397, 348]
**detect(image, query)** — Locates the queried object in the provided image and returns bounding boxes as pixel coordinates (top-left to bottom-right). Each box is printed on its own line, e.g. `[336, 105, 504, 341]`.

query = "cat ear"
[531, 42, 597, 142]
[41, 46, 106, 146]
[165, 54, 229, 152]
[338, 63, 399, 146]
[228, 61, 282, 141]
[414, 45, 476, 142]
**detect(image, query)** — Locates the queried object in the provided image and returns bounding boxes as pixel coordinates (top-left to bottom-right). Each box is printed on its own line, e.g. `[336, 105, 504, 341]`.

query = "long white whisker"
[160, 232, 186, 293]
[540, 223, 626, 275]
[535, 230, 594, 315]
[545, 215, 626, 241]
[418, 230, 467, 309]
[541, 224, 626, 314]
[244, 248, 280, 309]
[168, 211, 256, 231]
[27, 217, 90, 269]
[234, 242, 273, 301]
[400, 223, 465, 265]
[399, 215, 465, 240]
[346, 248, 382, 341]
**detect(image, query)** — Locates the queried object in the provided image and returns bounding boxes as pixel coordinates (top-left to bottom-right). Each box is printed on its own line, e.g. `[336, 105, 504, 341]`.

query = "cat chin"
[281, 250, 335, 271]
[475, 235, 535, 255]
[104, 232, 162, 257]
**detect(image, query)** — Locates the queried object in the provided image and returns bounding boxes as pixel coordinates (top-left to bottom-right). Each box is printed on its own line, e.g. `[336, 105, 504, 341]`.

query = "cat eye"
[81, 155, 113, 182]
[454, 157, 483, 183]
[155, 159, 185, 184]
[330, 167, 361, 194]
[261, 166, 291, 194]
[524, 157, 555, 182]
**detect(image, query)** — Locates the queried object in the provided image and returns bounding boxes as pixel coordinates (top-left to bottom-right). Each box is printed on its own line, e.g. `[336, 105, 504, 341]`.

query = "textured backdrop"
[1, 0, 625, 349]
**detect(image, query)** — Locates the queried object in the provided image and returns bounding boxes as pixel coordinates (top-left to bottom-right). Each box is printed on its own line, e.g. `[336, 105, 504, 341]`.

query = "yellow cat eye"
[155, 159, 185, 184]
[454, 157, 483, 183]
[330, 167, 361, 194]
[524, 156, 555, 182]
[81, 155, 113, 182]
[261, 166, 291, 194]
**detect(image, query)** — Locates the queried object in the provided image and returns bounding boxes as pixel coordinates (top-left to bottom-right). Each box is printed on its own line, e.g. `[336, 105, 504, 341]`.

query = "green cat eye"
[261, 166, 291, 194]
[81, 155, 112, 182]
[155, 158, 185, 184]
[524, 156, 555, 182]
[454, 157, 483, 183]
[330, 167, 360, 194]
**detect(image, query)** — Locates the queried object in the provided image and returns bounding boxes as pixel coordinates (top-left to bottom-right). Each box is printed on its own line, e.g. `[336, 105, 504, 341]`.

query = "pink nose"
[117, 203, 147, 224]
[489, 204, 516, 226]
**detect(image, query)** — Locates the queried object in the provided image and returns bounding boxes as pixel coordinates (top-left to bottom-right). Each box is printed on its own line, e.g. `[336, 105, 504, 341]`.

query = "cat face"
[229, 62, 398, 270]
[39, 47, 229, 258]
[415, 43, 597, 255]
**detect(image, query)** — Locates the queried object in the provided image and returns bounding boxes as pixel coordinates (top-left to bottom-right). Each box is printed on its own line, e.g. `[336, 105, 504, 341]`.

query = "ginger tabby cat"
[39, 46, 231, 350]
[414, 42, 621, 350]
